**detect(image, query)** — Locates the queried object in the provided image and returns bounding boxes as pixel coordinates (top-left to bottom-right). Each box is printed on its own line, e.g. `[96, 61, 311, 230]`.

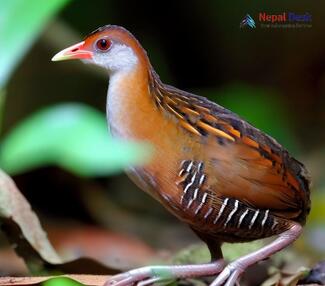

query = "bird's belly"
[125, 166, 161, 200]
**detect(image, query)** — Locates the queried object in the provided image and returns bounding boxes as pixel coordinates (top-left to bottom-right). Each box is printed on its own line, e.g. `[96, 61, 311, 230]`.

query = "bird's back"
[147, 71, 310, 241]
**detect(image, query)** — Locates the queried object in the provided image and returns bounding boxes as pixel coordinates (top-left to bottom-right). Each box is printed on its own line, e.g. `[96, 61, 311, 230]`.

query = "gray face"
[89, 41, 138, 75]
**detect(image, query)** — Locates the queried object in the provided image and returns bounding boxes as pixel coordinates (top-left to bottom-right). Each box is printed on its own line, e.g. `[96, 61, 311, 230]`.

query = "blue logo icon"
[240, 14, 256, 28]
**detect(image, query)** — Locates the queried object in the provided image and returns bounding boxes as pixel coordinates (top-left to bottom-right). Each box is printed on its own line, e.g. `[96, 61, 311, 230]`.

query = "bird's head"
[52, 25, 147, 74]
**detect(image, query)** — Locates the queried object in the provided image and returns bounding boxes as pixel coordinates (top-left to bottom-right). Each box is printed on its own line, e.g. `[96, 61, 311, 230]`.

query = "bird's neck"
[106, 61, 159, 140]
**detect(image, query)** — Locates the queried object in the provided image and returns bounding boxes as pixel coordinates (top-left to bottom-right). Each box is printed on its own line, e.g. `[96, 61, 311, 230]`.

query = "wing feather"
[148, 73, 310, 224]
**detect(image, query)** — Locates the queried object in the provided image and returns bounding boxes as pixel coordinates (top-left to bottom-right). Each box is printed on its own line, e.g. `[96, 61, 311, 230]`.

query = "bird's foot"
[104, 260, 225, 286]
[104, 266, 175, 286]
[210, 261, 244, 286]
[210, 223, 303, 286]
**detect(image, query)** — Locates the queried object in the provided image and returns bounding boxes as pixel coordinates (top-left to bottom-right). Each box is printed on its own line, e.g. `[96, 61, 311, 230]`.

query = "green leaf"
[0, 0, 70, 87]
[43, 277, 83, 286]
[0, 103, 152, 176]
[0, 89, 6, 135]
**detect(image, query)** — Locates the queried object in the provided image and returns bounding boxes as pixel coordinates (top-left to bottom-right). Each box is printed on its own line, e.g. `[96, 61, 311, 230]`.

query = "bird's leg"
[104, 259, 225, 286]
[210, 222, 302, 286]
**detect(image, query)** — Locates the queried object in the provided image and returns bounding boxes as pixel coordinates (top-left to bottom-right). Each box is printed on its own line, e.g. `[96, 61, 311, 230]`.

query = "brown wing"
[149, 71, 310, 224]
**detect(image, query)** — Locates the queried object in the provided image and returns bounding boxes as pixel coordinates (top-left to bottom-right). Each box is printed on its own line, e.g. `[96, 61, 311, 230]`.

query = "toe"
[104, 273, 133, 286]
[210, 267, 231, 286]
[137, 277, 175, 286]
[210, 263, 244, 286]
[224, 272, 240, 286]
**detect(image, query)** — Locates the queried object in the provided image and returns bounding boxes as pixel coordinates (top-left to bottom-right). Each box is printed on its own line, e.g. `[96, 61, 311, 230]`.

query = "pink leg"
[104, 259, 225, 286]
[210, 223, 302, 286]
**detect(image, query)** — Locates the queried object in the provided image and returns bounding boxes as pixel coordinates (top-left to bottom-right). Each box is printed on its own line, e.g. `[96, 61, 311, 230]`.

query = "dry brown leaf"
[0, 169, 120, 275]
[262, 266, 310, 286]
[0, 169, 61, 272]
[47, 226, 156, 270]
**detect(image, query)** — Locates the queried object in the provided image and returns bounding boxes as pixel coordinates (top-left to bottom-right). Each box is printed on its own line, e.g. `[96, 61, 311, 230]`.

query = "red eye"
[96, 38, 111, 51]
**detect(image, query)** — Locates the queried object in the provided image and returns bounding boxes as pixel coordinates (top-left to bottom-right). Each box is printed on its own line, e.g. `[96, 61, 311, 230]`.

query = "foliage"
[0, 103, 151, 176]
[0, 0, 70, 87]
[43, 277, 83, 286]
[0, 89, 5, 135]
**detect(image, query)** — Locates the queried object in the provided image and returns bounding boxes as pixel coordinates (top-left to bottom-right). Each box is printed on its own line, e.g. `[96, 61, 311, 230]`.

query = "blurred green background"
[0, 0, 324, 282]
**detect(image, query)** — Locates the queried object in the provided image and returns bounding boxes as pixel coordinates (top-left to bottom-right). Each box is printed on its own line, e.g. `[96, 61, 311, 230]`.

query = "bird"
[52, 25, 311, 286]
